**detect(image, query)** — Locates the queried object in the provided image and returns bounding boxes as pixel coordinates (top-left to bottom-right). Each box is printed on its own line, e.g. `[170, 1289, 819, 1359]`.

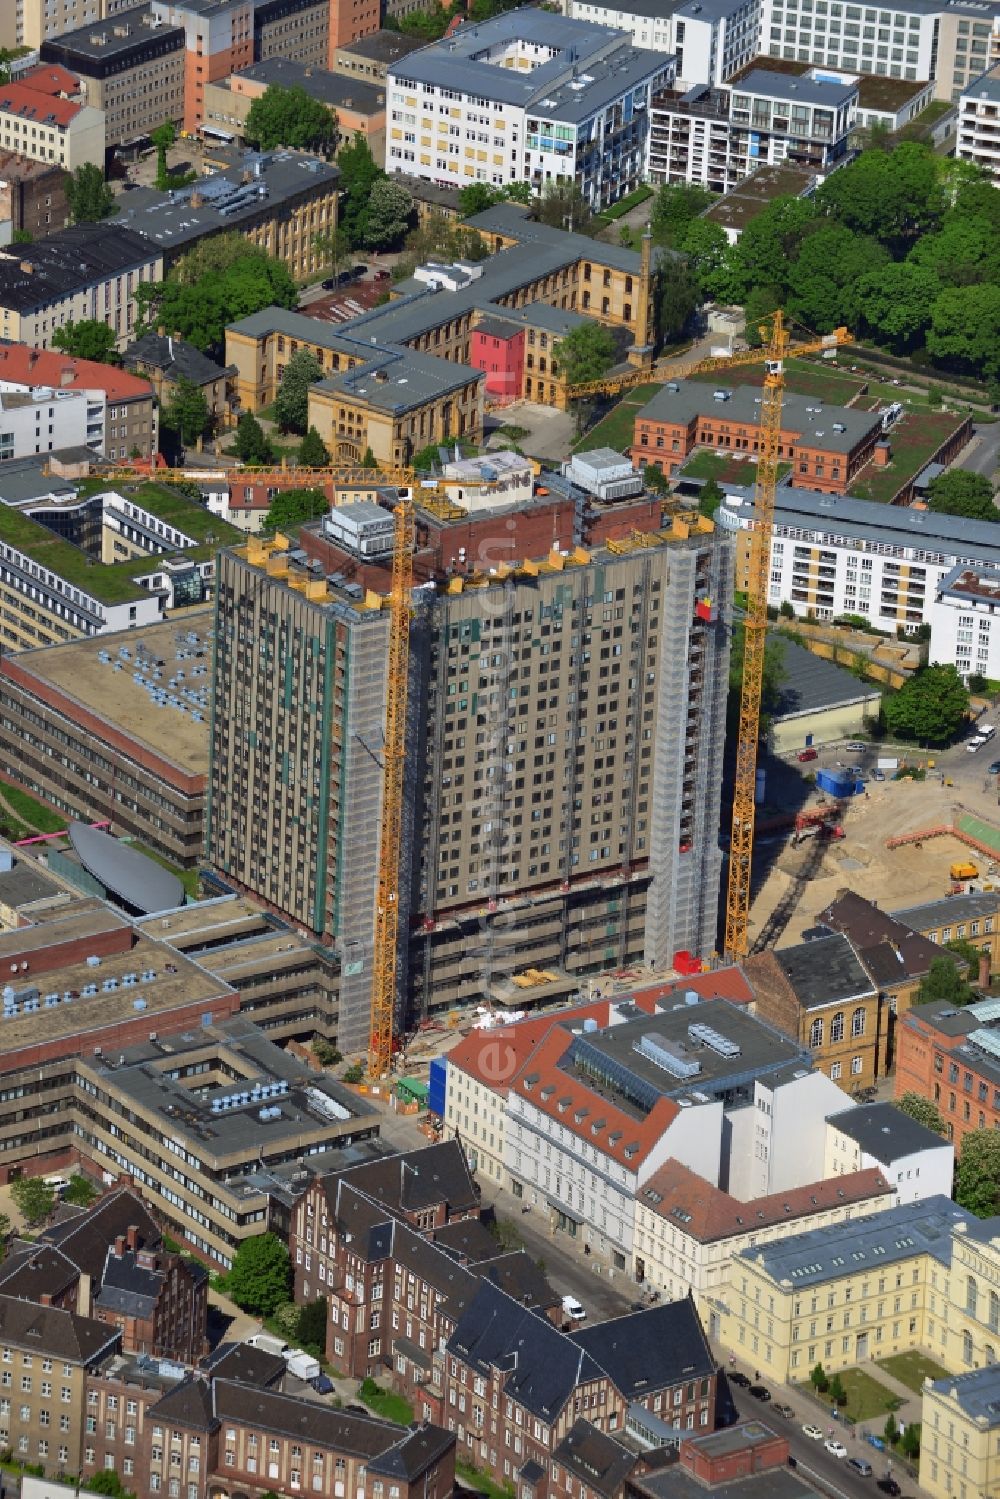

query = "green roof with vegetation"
[125, 482, 242, 546]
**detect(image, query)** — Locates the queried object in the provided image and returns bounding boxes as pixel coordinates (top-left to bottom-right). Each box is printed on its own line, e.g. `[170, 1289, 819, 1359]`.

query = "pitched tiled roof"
[367, 1424, 455, 1480]
[510, 1025, 680, 1170]
[150, 1377, 217, 1431]
[554, 1420, 636, 1498]
[42, 1189, 161, 1277]
[816, 889, 940, 984]
[212, 1381, 414, 1457]
[636, 1159, 892, 1244]
[0, 344, 151, 402]
[0, 1244, 79, 1301]
[0, 1293, 118, 1364]
[95, 1250, 161, 1318]
[569, 1301, 714, 1399]
[202, 1342, 286, 1389]
[0, 81, 80, 127]
[320, 1140, 478, 1222]
[21, 64, 80, 97]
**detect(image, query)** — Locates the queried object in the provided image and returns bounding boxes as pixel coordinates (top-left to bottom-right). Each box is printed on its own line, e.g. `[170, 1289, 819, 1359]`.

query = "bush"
[344, 1062, 365, 1084]
[810, 1362, 829, 1393]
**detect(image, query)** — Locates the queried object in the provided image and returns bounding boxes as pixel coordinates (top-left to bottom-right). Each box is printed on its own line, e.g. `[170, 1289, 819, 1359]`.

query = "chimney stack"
[114, 1235, 126, 1256]
[126, 1223, 139, 1250]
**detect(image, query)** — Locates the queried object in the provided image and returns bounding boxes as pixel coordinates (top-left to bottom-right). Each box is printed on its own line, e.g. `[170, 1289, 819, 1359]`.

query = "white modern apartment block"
[563, 0, 760, 86]
[956, 63, 1000, 178]
[386, 8, 675, 208]
[928, 565, 1000, 682]
[717, 482, 1000, 635]
[0, 380, 101, 460]
[648, 64, 856, 188]
[825, 1102, 955, 1204]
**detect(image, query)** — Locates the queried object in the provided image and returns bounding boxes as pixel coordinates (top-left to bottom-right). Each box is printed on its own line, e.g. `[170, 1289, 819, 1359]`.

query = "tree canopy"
[554, 323, 616, 386]
[883, 663, 970, 746]
[222, 1233, 291, 1316]
[134, 240, 296, 358]
[650, 183, 714, 249]
[918, 954, 974, 1006]
[895, 1093, 947, 1136]
[298, 427, 329, 467]
[363, 177, 414, 252]
[263, 487, 329, 533]
[927, 469, 997, 522]
[163, 375, 210, 448]
[274, 349, 323, 436]
[337, 134, 384, 251]
[11, 1175, 55, 1228]
[245, 85, 337, 154]
[536, 180, 593, 236]
[65, 162, 116, 224]
[234, 411, 274, 466]
[52, 319, 118, 364]
[955, 1130, 1000, 1217]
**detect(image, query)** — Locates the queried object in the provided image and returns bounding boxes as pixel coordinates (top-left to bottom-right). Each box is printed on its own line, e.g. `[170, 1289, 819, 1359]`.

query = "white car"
[802, 1424, 824, 1441]
[561, 1295, 586, 1321]
[968, 738, 986, 753]
[825, 1439, 847, 1458]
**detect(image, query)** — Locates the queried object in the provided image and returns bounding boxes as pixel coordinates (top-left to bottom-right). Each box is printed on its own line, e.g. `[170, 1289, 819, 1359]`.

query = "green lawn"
[0, 783, 66, 834]
[851, 410, 967, 504]
[456, 1462, 515, 1499]
[834, 1367, 905, 1422]
[572, 383, 661, 454]
[123, 840, 200, 900]
[358, 1380, 413, 1425]
[877, 1351, 949, 1393]
[680, 451, 792, 486]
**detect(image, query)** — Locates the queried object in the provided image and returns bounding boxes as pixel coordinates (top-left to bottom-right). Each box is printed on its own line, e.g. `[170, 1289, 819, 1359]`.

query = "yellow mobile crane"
[569, 312, 851, 960]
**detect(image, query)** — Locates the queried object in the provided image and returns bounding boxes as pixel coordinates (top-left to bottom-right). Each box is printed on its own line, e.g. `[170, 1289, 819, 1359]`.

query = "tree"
[272, 1301, 301, 1338]
[698, 477, 724, 519]
[411, 442, 444, 473]
[536, 180, 593, 236]
[344, 1061, 365, 1083]
[362, 177, 414, 252]
[900, 1424, 921, 1460]
[828, 1374, 847, 1406]
[505, 180, 533, 206]
[274, 349, 323, 436]
[52, 319, 117, 364]
[810, 1362, 829, 1393]
[134, 241, 296, 358]
[955, 1130, 1000, 1217]
[896, 1093, 947, 1136]
[223, 1232, 291, 1316]
[848, 260, 940, 352]
[681, 218, 737, 302]
[87, 1472, 134, 1499]
[164, 376, 210, 447]
[927, 283, 1000, 383]
[650, 183, 714, 248]
[786, 224, 888, 333]
[299, 427, 329, 467]
[883, 663, 970, 746]
[884, 1414, 900, 1447]
[234, 411, 274, 466]
[263, 487, 329, 533]
[460, 183, 501, 217]
[555, 323, 616, 386]
[10, 1176, 55, 1228]
[728, 196, 816, 304]
[297, 1297, 328, 1352]
[312, 1037, 342, 1066]
[816, 142, 945, 247]
[918, 955, 974, 1007]
[0, 1212, 10, 1245]
[337, 134, 382, 250]
[151, 120, 176, 189]
[245, 85, 337, 154]
[64, 1175, 99, 1208]
[927, 469, 997, 523]
[65, 162, 116, 224]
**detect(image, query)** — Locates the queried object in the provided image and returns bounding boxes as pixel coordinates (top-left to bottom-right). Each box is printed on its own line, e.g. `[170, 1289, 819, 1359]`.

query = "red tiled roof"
[510, 1025, 680, 1169]
[21, 65, 80, 98]
[447, 999, 612, 1096]
[0, 345, 151, 402]
[637, 1158, 893, 1242]
[0, 83, 80, 128]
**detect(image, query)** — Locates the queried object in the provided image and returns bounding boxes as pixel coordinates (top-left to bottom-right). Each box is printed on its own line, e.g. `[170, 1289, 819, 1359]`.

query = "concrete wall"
[771, 695, 883, 754]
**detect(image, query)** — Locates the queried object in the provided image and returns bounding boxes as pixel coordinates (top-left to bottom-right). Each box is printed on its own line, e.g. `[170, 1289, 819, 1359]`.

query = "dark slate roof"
[150, 1377, 217, 1431]
[212, 1381, 414, 1457]
[0, 1244, 79, 1302]
[124, 332, 232, 388]
[42, 1189, 161, 1277]
[773, 932, 876, 1010]
[568, 1301, 714, 1400]
[203, 1342, 286, 1388]
[0, 226, 157, 312]
[447, 1282, 602, 1423]
[826, 1102, 950, 1164]
[322, 1140, 478, 1223]
[473, 1251, 559, 1312]
[0, 1293, 119, 1364]
[367, 1423, 455, 1480]
[773, 638, 881, 720]
[816, 889, 942, 985]
[432, 1218, 501, 1264]
[553, 1421, 636, 1498]
[95, 1250, 162, 1319]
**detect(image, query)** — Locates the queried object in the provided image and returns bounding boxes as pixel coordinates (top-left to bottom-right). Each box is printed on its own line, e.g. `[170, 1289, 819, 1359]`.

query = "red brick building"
[894, 997, 1000, 1151]
[632, 380, 883, 494]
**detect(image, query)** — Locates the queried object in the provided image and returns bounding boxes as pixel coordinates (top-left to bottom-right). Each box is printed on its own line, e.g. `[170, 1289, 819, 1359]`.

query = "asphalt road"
[727, 1383, 911, 1499]
[957, 423, 1000, 480]
[486, 1196, 636, 1323]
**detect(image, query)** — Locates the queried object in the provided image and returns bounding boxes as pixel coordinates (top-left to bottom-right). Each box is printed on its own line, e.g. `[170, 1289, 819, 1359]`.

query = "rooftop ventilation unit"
[688, 1021, 741, 1058]
[636, 1031, 702, 1078]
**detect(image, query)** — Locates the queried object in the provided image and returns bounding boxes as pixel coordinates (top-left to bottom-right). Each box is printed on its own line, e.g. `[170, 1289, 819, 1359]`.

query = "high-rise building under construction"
[206, 474, 733, 1053]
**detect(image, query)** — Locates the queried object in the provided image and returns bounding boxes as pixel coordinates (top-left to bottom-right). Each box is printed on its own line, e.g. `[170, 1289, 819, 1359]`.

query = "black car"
[321, 277, 337, 290]
[876, 1481, 901, 1496]
[352, 264, 368, 279]
[749, 1385, 771, 1402]
[728, 1371, 751, 1388]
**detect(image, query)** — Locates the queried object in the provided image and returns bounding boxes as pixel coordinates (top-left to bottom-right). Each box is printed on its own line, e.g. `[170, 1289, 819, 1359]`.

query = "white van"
[561, 1295, 586, 1321]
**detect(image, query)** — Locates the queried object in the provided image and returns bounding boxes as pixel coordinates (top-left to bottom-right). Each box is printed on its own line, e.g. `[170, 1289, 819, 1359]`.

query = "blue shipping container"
[428, 1057, 447, 1119]
[816, 768, 857, 798]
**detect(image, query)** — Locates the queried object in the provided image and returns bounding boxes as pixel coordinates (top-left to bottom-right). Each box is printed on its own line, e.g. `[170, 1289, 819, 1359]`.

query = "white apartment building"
[563, 0, 760, 86]
[0, 380, 101, 460]
[0, 226, 162, 350]
[825, 1103, 955, 1205]
[717, 481, 1000, 636]
[956, 63, 1000, 178]
[648, 64, 856, 188]
[632, 1158, 894, 1330]
[0, 79, 105, 172]
[928, 565, 1000, 682]
[386, 9, 675, 208]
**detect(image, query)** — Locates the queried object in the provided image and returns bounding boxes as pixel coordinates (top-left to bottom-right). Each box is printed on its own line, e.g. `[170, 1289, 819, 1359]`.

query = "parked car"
[988, 760, 1000, 775]
[872, 768, 886, 781]
[352, 264, 369, 279]
[797, 747, 818, 762]
[373, 269, 391, 282]
[310, 1373, 334, 1395]
[825, 1440, 847, 1459]
[846, 741, 866, 752]
[561, 1295, 586, 1321]
[968, 737, 986, 752]
[729, 1371, 751, 1388]
[749, 1385, 771, 1402]
[802, 1424, 823, 1440]
[773, 1404, 794, 1419]
[876, 1480, 901, 1496]
[847, 1458, 873, 1477]
[321, 277, 336, 290]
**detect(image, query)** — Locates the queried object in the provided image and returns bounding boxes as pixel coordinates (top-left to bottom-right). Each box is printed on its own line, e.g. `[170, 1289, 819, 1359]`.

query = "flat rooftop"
[731, 55, 931, 112]
[233, 58, 384, 112]
[894, 891, 1000, 932]
[702, 161, 818, 232]
[336, 29, 424, 64]
[562, 997, 811, 1109]
[733, 66, 857, 107]
[774, 638, 879, 719]
[826, 1101, 949, 1164]
[39, 2, 182, 61]
[92, 1018, 379, 1169]
[0, 855, 65, 912]
[638, 379, 881, 454]
[964, 64, 1000, 104]
[8, 611, 213, 775]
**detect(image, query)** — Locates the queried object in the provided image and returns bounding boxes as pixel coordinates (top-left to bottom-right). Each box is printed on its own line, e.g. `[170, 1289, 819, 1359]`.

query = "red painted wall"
[469, 329, 524, 400]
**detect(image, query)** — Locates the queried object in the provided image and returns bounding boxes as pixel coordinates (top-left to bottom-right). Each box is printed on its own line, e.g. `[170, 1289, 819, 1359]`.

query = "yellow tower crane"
[569, 312, 851, 961]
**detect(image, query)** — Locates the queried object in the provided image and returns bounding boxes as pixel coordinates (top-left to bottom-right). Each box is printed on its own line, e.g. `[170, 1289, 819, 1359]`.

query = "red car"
[797, 747, 818, 762]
